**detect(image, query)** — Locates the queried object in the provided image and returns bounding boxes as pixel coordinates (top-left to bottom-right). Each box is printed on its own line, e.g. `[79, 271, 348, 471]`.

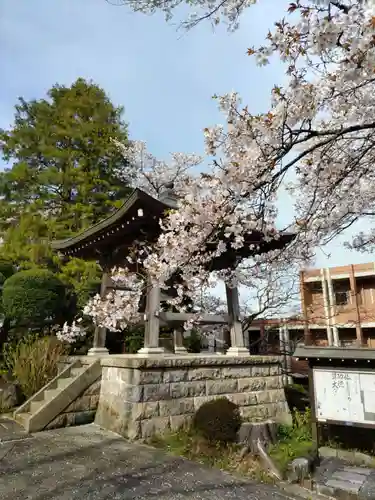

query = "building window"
[310, 282, 323, 294]
[335, 289, 350, 306]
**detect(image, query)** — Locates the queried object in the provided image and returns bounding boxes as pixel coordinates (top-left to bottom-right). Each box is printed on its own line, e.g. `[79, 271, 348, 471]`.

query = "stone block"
[206, 379, 238, 396]
[118, 368, 137, 384]
[65, 413, 77, 426]
[268, 401, 289, 419]
[116, 367, 160, 385]
[142, 383, 170, 402]
[221, 366, 251, 379]
[226, 392, 257, 406]
[90, 394, 100, 410]
[65, 395, 92, 413]
[268, 389, 285, 403]
[95, 402, 133, 437]
[127, 421, 142, 440]
[193, 395, 217, 410]
[265, 376, 282, 389]
[121, 384, 144, 403]
[44, 414, 66, 430]
[163, 369, 188, 383]
[187, 367, 221, 381]
[319, 446, 338, 459]
[170, 414, 193, 431]
[241, 404, 271, 421]
[141, 417, 170, 439]
[269, 364, 281, 376]
[139, 370, 164, 385]
[159, 398, 195, 417]
[256, 391, 271, 404]
[83, 379, 101, 396]
[170, 381, 206, 399]
[238, 377, 266, 392]
[251, 365, 270, 377]
[131, 402, 159, 421]
[103, 367, 119, 382]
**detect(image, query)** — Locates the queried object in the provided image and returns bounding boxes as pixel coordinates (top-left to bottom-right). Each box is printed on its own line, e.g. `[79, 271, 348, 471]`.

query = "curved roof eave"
[51, 188, 169, 251]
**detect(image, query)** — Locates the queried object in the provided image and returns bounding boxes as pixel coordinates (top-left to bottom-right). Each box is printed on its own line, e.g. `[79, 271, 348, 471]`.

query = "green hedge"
[2, 269, 68, 327]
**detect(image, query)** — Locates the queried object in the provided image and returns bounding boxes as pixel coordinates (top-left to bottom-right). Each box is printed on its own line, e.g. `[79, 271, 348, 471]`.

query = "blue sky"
[1, 0, 372, 270]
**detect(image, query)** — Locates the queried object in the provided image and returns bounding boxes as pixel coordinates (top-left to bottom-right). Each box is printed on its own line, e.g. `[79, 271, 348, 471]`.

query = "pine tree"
[0, 78, 132, 265]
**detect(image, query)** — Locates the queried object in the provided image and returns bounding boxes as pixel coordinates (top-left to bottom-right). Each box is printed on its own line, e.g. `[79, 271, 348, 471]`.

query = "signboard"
[313, 367, 375, 425]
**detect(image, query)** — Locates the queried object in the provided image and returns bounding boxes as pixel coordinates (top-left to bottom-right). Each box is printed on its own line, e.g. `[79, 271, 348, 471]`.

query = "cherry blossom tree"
[111, 1, 375, 285]
[106, 0, 257, 30]
[112, 139, 202, 197]
[69, 0, 375, 336]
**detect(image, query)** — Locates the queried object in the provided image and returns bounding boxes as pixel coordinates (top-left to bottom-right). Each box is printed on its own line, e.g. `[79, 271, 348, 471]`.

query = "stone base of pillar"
[137, 346, 166, 357]
[174, 346, 189, 355]
[226, 346, 250, 356]
[87, 347, 109, 356]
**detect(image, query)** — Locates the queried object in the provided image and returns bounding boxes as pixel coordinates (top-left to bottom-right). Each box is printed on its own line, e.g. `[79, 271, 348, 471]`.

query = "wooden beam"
[159, 312, 228, 325]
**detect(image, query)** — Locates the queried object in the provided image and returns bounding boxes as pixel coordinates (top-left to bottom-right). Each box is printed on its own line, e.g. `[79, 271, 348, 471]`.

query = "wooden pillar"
[284, 324, 293, 384]
[259, 322, 266, 354]
[349, 264, 364, 346]
[87, 270, 109, 356]
[174, 328, 188, 354]
[225, 284, 249, 356]
[279, 323, 292, 385]
[138, 277, 165, 356]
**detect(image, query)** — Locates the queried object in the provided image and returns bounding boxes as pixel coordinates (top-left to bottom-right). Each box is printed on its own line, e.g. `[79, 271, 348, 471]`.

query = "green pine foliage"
[0, 77, 132, 267]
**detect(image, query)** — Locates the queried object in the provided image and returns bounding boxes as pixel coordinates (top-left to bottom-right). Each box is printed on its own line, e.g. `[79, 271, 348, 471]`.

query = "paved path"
[314, 457, 375, 499]
[0, 424, 301, 500]
[0, 417, 27, 443]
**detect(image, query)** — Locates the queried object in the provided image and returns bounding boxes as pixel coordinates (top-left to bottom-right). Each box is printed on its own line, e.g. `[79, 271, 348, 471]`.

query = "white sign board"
[313, 367, 375, 425]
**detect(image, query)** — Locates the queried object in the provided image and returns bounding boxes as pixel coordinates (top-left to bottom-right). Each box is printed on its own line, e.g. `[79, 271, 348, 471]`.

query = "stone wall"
[45, 377, 101, 430]
[95, 355, 290, 440]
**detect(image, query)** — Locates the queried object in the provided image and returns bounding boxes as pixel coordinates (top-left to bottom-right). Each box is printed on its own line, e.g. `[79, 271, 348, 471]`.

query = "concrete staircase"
[14, 359, 101, 433]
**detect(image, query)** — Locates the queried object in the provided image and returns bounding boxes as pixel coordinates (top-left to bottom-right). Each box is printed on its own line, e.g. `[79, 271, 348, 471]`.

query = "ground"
[0, 420, 302, 500]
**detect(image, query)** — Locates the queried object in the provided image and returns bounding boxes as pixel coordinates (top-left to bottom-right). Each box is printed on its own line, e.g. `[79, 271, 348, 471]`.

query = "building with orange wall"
[242, 262, 375, 378]
[300, 262, 375, 347]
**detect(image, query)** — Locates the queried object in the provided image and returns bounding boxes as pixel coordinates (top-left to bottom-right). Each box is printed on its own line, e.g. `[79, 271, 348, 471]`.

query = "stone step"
[70, 368, 84, 377]
[30, 400, 46, 414]
[15, 412, 31, 426]
[44, 388, 61, 402]
[57, 377, 73, 389]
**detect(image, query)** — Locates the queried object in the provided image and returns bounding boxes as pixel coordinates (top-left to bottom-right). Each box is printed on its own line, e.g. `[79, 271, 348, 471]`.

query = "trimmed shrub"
[3, 335, 67, 398]
[0, 260, 15, 280]
[193, 397, 242, 444]
[183, 329, 202, 353]
[2, 269, 68, 328]
[0, 272, 6, 287]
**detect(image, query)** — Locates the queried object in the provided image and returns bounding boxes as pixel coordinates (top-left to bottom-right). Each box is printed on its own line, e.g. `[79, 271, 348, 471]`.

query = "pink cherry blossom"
[85, 0, 375, 329]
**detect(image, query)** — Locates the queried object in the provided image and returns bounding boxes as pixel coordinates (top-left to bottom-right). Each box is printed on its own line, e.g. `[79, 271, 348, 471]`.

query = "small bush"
[0, 260, 15, 280]
[183, 329, 202, 353]
[124, 332, 144, 353]
[193, 397, 242, 444]
[2, 269, 68, 328]
[3, 335, 66, 398]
